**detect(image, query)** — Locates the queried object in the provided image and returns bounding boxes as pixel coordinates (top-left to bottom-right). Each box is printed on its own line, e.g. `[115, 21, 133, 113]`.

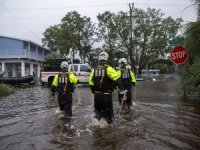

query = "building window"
[23, 42, 28, 50]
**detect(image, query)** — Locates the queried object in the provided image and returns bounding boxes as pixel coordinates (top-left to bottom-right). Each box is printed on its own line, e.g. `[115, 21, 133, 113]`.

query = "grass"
[0, 84, 15, 97]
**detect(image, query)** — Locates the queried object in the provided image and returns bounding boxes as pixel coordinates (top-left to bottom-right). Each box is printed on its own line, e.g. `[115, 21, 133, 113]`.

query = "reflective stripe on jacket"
[89, 64, 120, 93]
[117, 68, 136, 89]
[52, 72, 78, 94]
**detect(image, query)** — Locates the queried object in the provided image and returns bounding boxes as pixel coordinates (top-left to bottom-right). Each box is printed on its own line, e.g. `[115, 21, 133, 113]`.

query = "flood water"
[0, 75, 200, 150]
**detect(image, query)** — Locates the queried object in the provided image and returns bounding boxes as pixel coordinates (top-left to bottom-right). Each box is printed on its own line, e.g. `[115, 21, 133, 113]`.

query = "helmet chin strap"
[120, 63, 126, 68]
[100, 60, 106, 65]
[62, 67, 68, 72]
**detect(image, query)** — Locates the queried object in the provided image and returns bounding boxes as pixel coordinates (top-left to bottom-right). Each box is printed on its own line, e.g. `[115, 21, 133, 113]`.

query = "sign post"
[170, 46, 188, 65]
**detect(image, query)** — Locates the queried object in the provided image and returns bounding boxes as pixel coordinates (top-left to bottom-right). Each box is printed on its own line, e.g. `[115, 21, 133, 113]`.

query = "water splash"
[89, 118, 109, 128]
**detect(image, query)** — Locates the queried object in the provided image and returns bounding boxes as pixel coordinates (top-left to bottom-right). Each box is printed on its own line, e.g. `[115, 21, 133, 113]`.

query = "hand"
[51, 92, 55, 96]
[132, 82, 136, 86]
[90, 86, 95, 93]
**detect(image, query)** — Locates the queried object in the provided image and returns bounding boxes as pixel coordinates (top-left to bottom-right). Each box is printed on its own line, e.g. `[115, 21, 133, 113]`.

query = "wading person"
[89, 52, 126, 124]
[51, 61, 78, 118]
[117, 58, 136, 110]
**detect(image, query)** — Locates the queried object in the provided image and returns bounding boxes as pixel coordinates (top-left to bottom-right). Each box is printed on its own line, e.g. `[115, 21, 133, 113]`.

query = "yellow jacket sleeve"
[106, 66, 120, 81]
[130, 70, 137, 83]
[116, 70, 121, 77]
[69, 73, 78, 84]
[52, 74, 59, 87]
[88, 69, 94, 86]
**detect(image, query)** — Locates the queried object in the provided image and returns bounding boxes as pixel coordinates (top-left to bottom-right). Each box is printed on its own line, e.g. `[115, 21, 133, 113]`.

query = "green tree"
[97, 11, 123, 62]
[79, 17, 96, 63]
[42, 25, 61, 51]
[190, 0, 200, 21]
[60, 11, 95, 61]
[42, 11, 95, 61]
[97, 8, 182, 73]
[131, 8, 182, 73]
[182, 21, 200, 96]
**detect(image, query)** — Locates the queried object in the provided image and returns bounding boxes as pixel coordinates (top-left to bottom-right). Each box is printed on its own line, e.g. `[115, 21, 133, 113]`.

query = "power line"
[0, 1, 41, 40]
[0, 2, 189, 11]
[0, 3, 128, 11]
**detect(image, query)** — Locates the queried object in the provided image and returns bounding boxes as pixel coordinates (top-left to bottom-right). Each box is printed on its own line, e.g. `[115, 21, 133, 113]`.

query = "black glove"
[115, 78, 125, 90]
[51, 85, 56, 93]
[132, 82, 136, 86]
[90, 86, 95, 93]
[51, 92, 55, 96]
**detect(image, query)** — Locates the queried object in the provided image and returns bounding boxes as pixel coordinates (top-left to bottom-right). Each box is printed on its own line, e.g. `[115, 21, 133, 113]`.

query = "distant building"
[141, 69, 160, 77]
[0, 36, 49, 79]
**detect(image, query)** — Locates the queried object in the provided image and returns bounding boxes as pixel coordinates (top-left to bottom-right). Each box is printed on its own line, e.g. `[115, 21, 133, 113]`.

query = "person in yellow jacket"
[89, 52, 125, 124]
[117, 58, 136, 110]
[51, 61, 78, 117]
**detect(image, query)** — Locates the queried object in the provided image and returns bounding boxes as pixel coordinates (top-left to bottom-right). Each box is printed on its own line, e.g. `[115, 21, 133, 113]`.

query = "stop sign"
[170, 46, 188, 64]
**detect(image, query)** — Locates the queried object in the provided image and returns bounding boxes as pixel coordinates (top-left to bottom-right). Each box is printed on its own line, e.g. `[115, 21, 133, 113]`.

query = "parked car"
[40, 59, 92, 86]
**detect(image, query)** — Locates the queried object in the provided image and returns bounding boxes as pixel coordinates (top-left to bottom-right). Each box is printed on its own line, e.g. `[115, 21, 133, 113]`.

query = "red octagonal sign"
[170, 46, 188, 64]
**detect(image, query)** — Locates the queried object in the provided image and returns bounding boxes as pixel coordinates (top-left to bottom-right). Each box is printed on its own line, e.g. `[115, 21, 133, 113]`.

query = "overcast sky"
[0, 0, 197, 45]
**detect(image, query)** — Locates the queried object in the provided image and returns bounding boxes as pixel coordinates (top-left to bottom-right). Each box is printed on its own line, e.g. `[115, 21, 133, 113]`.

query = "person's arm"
[88, 70, 95, 93]
[51, 74, 58, 96]
[107, 66, 124, 90]
[69, 73, 79, 84]
[88, 69, 94, 86]
[130, 70, 137, 85]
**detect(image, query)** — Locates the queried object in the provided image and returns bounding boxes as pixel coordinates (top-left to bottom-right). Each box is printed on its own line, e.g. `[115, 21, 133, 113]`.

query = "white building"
[0, 36, 49, 79]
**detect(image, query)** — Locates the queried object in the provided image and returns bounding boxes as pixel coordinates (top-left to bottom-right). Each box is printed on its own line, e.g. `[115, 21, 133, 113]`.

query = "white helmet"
[60, 61, 69, 69]
[99, 51, 108, 61]
[118, 58, 128, 65]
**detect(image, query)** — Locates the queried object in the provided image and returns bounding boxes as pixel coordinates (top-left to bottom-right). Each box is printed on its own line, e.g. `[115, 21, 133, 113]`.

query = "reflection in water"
[0, 77, 200, 150]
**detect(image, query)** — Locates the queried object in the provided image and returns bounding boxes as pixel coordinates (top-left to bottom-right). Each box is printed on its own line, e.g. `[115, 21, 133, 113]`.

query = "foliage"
[42, 25, 61, 51]
[46, 51, 60, 59]
[43, 9, 181, 71]
[182, 58, 200, 96]
[182, 21, 200, 96]
[184, 21, 200, 62]
[42, 11, 95, 63]
[190, 0, 200, 20]
[0, 84, 15, 97]
[97, 8, 182, 73]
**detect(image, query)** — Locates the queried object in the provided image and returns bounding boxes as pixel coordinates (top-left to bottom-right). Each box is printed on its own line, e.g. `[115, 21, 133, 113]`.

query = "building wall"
[0, 37, 49, 61]
[0, 37, 24, 55]
[0, 36, 49, 79]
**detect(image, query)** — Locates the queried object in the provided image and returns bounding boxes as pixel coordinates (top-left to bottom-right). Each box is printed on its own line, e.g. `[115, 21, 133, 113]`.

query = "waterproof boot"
[104, 115, 112, 124]
[94, 109, 102, 121]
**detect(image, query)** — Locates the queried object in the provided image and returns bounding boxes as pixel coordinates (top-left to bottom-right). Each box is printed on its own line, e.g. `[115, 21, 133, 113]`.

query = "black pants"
[118, 89, 132, 108]
[57, 93, 72, 117]
[94, 93, 113, 124]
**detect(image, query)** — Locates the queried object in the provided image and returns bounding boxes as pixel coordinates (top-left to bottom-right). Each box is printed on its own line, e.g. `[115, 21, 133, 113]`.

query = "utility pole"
[129, 3, 135, 71]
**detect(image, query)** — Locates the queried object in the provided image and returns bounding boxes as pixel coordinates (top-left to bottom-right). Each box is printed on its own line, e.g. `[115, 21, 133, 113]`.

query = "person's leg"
[118, 92, 122, 106]
[102, 94, 113, 124]
[125, 90, 132, 109]
[94, 93, 103, 120]
[64, 94, 72, 117]
[57, 94, 65, 111]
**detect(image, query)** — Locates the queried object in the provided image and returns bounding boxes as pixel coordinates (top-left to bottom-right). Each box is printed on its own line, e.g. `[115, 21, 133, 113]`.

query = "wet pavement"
[0, 75, 200, 150]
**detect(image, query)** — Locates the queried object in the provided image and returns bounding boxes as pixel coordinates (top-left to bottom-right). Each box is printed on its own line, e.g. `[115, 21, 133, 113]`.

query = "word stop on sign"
[171, 50, 187, 60]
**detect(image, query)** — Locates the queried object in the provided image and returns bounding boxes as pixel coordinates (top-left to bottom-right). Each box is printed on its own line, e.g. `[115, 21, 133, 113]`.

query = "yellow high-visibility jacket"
[88, 65, 120, 86]
[52, 72, 78, 87]
[117, 68, 136, 84]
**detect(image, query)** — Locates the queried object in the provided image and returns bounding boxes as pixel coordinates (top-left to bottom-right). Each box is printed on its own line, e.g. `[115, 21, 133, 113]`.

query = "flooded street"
[0, 76, 200, 150]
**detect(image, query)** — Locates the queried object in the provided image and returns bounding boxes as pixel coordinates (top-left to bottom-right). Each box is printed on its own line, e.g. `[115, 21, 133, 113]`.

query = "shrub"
[0, 84, 15, 97]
